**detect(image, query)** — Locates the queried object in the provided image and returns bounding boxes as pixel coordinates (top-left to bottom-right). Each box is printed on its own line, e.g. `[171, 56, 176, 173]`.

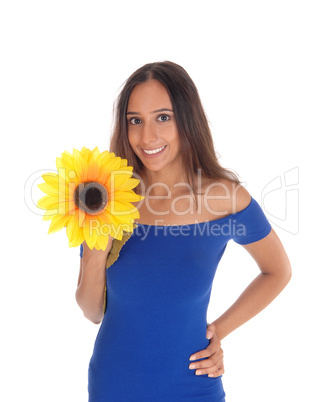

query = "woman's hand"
[189, 322, 225, 378]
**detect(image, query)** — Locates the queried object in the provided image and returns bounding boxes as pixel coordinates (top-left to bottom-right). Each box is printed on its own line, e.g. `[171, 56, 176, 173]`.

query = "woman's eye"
[129, 118, 141, 125]
[158, 114, 170, 122]
[128, 115, 170, 125]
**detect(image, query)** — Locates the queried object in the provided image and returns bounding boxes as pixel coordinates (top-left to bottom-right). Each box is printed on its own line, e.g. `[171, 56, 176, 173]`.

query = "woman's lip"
[141, 145, 166, 151]
[140, 145, 167, 158]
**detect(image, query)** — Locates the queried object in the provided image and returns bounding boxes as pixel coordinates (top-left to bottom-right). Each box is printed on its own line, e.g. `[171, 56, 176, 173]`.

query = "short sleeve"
[80, 243, 83, 258]
[231, 196, 272, 245]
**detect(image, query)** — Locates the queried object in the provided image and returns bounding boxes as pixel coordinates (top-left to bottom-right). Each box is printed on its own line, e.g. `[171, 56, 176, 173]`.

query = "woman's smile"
[141, 145, 167, 157]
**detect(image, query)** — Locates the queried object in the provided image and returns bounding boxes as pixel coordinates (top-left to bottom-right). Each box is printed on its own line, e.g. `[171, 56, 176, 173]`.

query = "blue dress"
[79, 196, 272, 401]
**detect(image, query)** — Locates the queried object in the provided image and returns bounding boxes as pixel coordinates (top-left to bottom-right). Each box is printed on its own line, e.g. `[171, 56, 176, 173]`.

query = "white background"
[1, 0, 321, 401]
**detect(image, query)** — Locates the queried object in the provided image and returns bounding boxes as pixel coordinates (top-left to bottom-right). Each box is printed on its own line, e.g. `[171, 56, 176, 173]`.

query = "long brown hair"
[110, 61, 242, 208]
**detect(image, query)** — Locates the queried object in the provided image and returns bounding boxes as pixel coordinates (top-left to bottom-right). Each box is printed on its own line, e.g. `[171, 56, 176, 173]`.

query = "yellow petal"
[103, 223, 117, 239]
[112, 170, 133, 189]
[113, 190, 144, 202]
[94, 215, 113, 247]
[109, 212, 136, 226]
[78, 209, 86, 228]
[87, 152, 101, 182]
[95, 232, 109, 250]
[112, 226, 124, 240]
[91, 146, 101, 159]
[55, 158, 76, 189]
[98, 157, 122, 185]
[38, 182, 59, 197]
[42, 173, 59, 189]
[37, 195, 59, 210]
[109, 200, 139, 214]
[119, 165, 133, 172]
[61, 150, 77, 174]
[119, 159, 128, 168]
[106, 171, 131, 192]
[80, 147, 92, 163]
[99, 210, 119, 227]
[42, 208, 59, 220]
[109, 200, 130, 213]
[73, 148, 88, 182]
[66, 214, 80, 241]
[48, 213, 71, 234]
[68, 227, 84, 248]
[114, 177, 141, 192]
[84, 215, 99, 249]
[67, 213, 85, 247]
[67, 201, 77, 215]
[100, 150, 115, 163]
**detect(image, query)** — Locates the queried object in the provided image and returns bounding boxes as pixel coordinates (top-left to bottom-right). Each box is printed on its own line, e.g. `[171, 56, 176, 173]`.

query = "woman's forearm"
[213, 271, 291, 341]
[75, 238, 112, 324]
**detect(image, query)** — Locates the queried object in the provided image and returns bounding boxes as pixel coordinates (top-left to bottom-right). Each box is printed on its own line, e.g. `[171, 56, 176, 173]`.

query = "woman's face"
[126, 79, 182, 173]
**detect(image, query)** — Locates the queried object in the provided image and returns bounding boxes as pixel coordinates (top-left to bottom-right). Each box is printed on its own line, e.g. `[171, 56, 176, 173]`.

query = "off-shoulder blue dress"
[79, 196, 272, 401]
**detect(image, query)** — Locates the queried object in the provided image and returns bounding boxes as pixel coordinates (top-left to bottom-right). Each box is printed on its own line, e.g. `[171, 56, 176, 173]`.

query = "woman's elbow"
[279, 262, 292, 288]
[85, 313, 103, 325]
[75, 291, 104, 324]
[82, 307, 104, 325]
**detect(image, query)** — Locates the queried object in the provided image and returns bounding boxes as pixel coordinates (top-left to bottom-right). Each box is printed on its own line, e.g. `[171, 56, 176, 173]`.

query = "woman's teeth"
[142, 145, 166, 155]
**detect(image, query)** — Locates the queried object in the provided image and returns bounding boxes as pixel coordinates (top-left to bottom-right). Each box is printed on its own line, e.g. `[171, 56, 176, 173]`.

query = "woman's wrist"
[212, 316, 231, 342]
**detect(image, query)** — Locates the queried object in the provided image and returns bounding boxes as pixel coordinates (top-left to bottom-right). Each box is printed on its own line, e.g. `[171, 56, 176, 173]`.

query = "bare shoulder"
[201, 178, 252, 216]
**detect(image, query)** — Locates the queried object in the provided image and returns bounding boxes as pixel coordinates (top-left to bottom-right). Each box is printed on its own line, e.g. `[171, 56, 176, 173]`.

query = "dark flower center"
[74, 181, 108, 214]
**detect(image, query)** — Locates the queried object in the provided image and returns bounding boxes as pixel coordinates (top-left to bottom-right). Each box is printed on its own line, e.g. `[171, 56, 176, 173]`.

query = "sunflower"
[37, 146, 144, 251]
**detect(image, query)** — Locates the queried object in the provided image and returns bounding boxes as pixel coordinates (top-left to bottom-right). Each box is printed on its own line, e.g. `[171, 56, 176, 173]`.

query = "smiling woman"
[126, 80, 182, 173]
[110, 61, 242, 206]
[76, 61, 292, 402]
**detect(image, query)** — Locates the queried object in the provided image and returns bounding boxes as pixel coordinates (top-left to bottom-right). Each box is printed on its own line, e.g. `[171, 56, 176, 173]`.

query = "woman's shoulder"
[200, 177, 252, 216]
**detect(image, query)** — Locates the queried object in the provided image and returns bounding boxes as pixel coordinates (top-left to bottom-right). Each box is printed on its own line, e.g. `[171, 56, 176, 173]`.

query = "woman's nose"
[141, 121, 158, 144]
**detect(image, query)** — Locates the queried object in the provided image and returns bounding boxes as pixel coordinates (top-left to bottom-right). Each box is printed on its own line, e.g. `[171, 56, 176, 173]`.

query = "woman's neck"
[138, 168, 190, 197]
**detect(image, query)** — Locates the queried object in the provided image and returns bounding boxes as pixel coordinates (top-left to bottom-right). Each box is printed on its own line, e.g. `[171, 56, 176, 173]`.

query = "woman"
[76, 61, 292, 401]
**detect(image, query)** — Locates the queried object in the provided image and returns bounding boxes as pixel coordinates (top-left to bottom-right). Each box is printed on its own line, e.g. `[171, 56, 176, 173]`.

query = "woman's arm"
[75, 236, 113, 324]
[213, 227, 292, 341]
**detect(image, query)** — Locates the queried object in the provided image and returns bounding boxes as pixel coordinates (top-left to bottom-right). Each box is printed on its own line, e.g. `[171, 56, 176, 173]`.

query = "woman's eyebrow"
[126, 108, 173, 115]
